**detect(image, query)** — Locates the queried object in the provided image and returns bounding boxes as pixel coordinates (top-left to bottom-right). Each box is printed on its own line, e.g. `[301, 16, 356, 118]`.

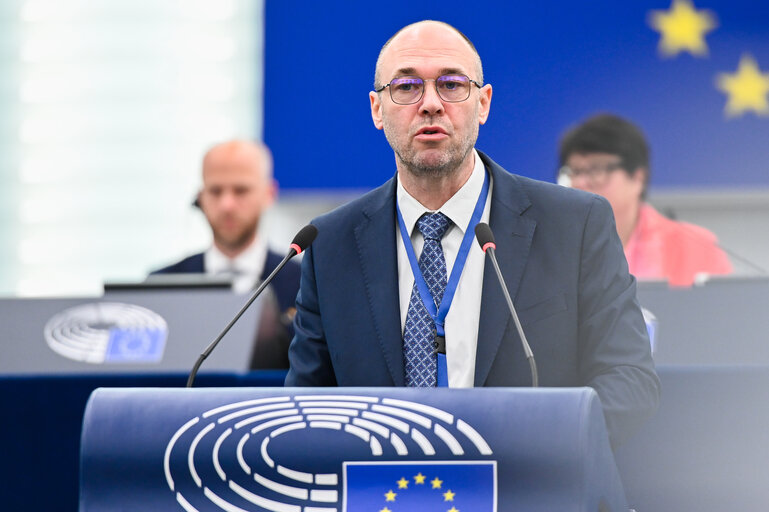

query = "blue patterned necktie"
[403, 212, 451, 387]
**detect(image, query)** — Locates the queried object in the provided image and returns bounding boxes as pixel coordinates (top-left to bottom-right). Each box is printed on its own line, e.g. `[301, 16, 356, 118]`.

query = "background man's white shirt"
[204, 235, 268, 294]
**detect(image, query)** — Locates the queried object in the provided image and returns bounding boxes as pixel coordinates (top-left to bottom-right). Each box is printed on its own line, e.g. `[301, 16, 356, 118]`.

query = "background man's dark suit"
[151, 250, 300, 315]
[286, 151, 660, 448]
[153, 250, 301, 369]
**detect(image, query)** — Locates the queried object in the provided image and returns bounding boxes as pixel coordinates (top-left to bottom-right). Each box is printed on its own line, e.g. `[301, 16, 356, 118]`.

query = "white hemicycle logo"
[164, 394, 495, 512]
[44, 302, 168, 364]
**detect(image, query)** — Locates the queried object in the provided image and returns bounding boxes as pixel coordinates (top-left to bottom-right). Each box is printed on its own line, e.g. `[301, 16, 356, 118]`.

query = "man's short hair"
[559, 114, 651, 197]
[373, 20, 484, 90]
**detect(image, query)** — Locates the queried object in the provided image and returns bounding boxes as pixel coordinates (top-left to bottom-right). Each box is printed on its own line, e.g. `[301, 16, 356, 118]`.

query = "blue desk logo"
[105, 327, 166, 362]
[44, 302, 168, 364]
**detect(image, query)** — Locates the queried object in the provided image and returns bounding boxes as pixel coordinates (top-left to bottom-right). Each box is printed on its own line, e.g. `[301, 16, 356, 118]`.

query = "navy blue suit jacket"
[285, 152, 659, 448]
[151, 249, 301, 315]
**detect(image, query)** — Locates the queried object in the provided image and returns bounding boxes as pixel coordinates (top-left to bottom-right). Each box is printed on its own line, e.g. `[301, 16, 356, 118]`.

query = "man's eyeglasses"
[375, 74, 482, 105]
[558, 162, 624, 188]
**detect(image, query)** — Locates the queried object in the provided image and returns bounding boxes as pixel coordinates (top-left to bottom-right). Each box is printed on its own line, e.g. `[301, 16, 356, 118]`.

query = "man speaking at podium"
[286, 20, 659, 449]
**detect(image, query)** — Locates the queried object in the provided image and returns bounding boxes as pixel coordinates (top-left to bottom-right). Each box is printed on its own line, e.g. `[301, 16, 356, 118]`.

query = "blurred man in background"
[152, 139, 300, 367]
[558, 114, 732, 286]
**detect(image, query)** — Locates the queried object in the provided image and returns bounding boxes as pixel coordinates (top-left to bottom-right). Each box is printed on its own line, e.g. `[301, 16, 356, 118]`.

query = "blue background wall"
[264, 1, 769, 190]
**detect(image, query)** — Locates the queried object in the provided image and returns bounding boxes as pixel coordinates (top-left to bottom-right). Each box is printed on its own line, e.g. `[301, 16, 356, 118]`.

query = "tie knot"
[217, 262, 243, 278]
[416, 212, 450, 241]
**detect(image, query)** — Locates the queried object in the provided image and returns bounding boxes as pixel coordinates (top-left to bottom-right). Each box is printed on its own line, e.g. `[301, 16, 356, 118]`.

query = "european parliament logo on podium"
[81, 387, 624, 511]
[162, 393, 497, 511]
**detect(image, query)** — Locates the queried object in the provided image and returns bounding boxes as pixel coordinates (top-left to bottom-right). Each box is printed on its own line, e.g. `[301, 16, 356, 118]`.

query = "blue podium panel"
[80, 387, 626, 511]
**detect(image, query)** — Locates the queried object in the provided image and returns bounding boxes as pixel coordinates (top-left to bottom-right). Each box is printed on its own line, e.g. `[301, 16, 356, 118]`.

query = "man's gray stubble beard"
[396, 145, 473, 179]
[383, 122, 478, 180]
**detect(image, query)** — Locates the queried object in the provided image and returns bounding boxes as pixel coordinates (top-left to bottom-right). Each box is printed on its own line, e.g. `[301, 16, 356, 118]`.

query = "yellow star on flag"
[448, 507, 460, 512]
[379, 508, 392, 512]
[648, 0, 717, 57]
[431, 477, 443, 489]
[384, 489, 397, 502]
[397, 477, 409, 489]
[443, 489, 456, 501]
[414, 472, 426, 484]
[716, 54, 769, 117]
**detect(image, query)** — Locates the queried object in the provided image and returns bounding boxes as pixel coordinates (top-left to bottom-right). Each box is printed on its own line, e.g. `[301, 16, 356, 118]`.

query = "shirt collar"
[204, 234, 267, 278]
[396, 148, 486, 236]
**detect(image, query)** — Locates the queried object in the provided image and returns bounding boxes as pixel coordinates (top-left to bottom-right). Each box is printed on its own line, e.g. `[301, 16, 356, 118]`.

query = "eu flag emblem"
[105, 327, 166, 362]
[343, 461, 496, 511]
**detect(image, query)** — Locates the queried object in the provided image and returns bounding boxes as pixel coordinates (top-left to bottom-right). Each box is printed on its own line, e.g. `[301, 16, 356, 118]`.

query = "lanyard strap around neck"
[396, 169, 490, 337]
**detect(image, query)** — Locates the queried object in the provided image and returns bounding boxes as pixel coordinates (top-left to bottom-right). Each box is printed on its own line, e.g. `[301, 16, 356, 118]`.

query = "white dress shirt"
[204, 235, 268, 294]
[396, 149, 492, 387]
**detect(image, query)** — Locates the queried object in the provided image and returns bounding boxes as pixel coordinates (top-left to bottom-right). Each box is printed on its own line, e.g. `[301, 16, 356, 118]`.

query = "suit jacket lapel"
[474, 153, 536, 386]
[353, 178, 405, 385]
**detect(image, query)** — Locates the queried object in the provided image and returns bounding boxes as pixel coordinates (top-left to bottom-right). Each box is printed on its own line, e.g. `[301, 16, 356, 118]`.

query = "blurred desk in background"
[616, 366, 769, 511]
[637, 277, 769, 365]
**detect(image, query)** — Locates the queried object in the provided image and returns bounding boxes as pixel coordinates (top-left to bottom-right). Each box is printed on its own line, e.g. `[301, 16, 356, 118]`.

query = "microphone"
[474, 222, 538, 387]
[186, 224, 318, 387]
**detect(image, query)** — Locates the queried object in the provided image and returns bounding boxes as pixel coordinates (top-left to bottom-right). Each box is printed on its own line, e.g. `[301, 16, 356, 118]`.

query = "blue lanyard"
[396, 169, 490, 338]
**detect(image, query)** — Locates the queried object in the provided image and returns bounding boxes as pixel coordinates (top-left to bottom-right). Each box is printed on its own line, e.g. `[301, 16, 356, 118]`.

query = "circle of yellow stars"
[379, 472, 459, 512]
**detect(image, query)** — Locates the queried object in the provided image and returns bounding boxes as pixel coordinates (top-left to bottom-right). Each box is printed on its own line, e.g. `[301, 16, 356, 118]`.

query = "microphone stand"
[476, 223, 538, 387]
[484, 245, 538, 387]
[186, 251, 296, 388]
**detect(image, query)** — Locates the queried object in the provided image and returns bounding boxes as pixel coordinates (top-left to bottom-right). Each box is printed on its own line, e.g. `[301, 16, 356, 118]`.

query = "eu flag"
[105, 327, 166, 362]
[343, 461, 496, 511]
[268, 1, 769, 191]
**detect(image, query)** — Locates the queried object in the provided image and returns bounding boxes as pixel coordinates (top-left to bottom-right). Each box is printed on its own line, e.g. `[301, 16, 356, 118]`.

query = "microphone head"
[290, 224, 318, 255]
[474, 222, 496, 252]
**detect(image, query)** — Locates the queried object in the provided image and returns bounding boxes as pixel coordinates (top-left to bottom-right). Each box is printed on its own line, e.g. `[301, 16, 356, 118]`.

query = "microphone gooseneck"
[186, 224, 318, 387]
[474, 223, 539, 387]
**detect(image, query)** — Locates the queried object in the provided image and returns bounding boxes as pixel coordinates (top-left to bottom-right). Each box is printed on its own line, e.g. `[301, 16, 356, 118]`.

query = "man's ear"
[478, 84, 492, 125]
[265, 179, 278, 207]
[370, 91, 384, 130]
